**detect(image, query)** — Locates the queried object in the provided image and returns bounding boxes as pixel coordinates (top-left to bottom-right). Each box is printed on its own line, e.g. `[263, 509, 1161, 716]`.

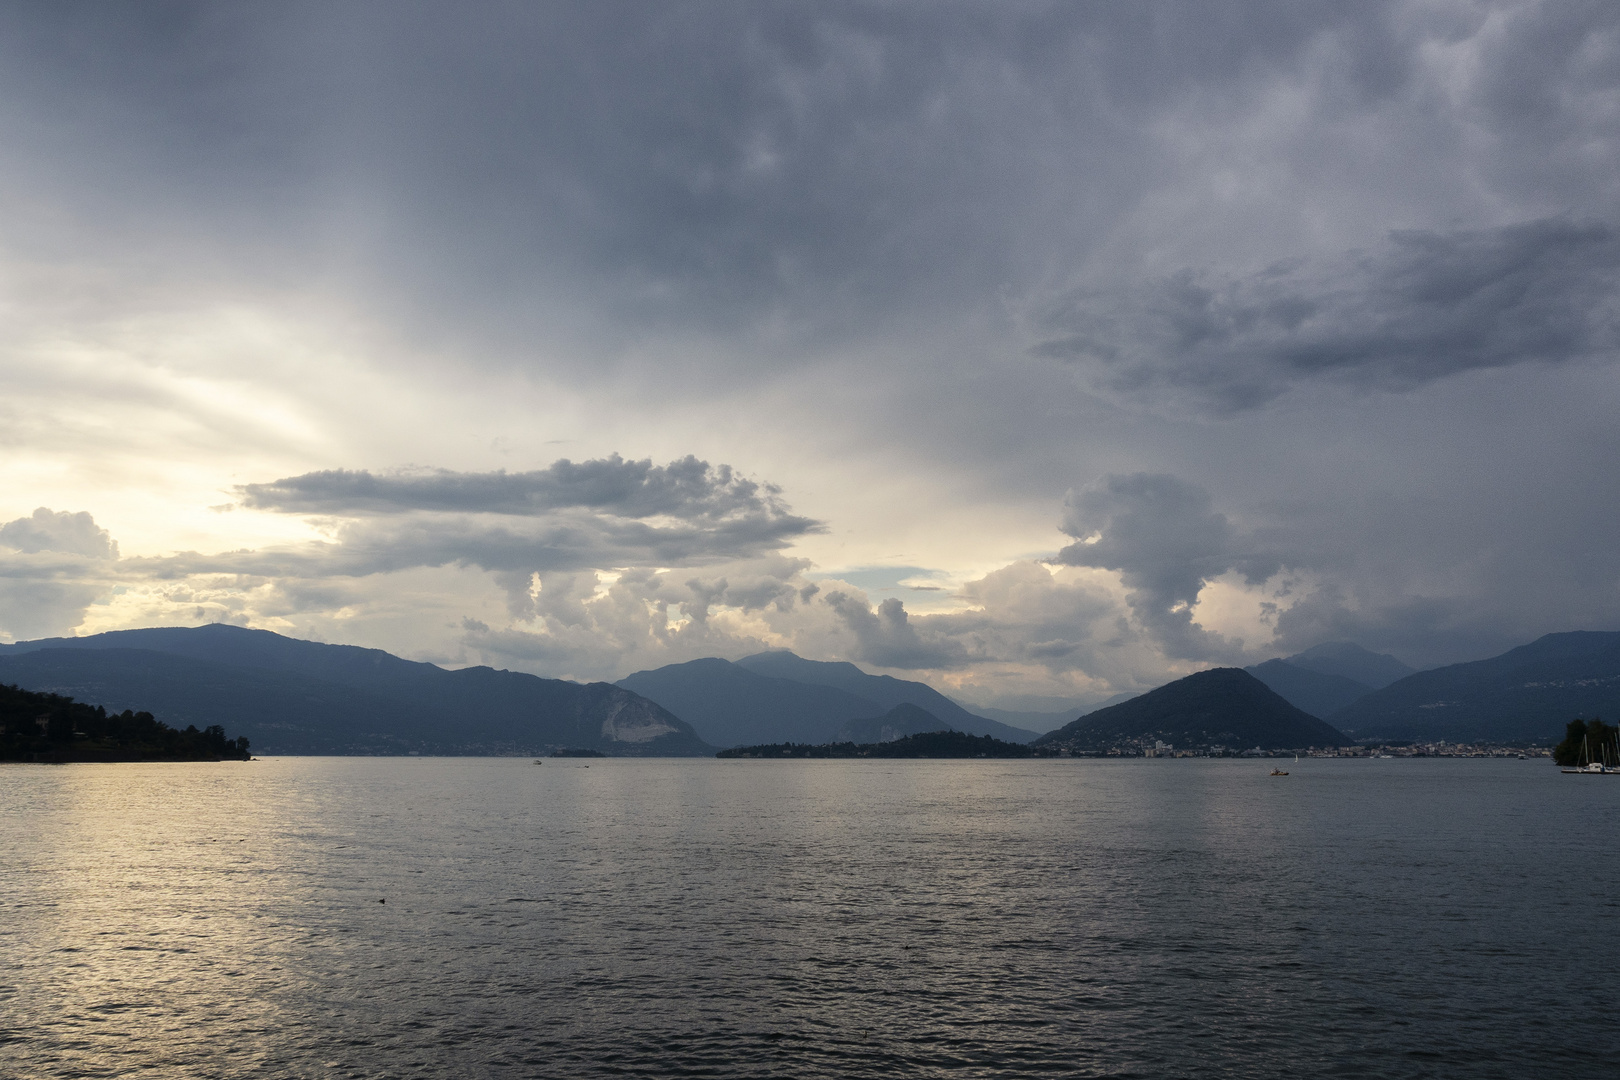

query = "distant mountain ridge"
[0, 625, 712, 755]
[836, 703, 952, 744]
[12, 626, 1611, 754]
[1241, 641, 1415, 718]
[1034, 668, 1349, 752]
[618, 651, 1037, 748]
[1244, 658, 1373, 718]
[735, 651, 1038, 742]
[616, 658, 884, 748]
[1285, 641, 1415, 688]
[1328, 631, 1620, 743]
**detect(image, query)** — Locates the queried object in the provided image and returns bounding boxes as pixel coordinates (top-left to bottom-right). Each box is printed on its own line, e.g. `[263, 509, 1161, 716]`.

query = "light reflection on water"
[2, 757, 1617, 1078]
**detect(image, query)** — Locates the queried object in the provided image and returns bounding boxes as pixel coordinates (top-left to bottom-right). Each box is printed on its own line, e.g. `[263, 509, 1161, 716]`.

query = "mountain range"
[617, 652, 1037, 748]
[0, 625, 711, 756]
[1237, 633, 1620, 744]
[2, 624, 1615, 754]
[1327, 631, 1620, 743]
[1243, 642, 1414, 718]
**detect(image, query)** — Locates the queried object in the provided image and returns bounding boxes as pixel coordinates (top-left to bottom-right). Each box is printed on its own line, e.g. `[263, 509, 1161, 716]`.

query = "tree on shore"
[1553, 718, 1618, 767]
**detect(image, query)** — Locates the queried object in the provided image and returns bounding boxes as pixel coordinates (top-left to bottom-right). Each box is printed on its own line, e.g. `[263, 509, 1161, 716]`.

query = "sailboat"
[1561, 732, 1620, 775]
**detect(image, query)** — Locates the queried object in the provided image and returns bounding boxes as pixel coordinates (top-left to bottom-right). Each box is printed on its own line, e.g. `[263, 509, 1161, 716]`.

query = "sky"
[2, 1, 1618, 711]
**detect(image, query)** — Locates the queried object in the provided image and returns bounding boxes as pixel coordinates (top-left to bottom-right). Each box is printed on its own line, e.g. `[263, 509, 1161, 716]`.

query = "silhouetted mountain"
[1285, 642, 1415, 689]
[1034, 668, 1349, 752]
[617, 657, 880, 748]
[717, 729, 1037, 759]
[0, 625, 711, 756]
[734, 651, 1039, 742]
[1328, 631, 1620, 743]
[836, 703, 952, 743]
[1244, 658, 1373, 718]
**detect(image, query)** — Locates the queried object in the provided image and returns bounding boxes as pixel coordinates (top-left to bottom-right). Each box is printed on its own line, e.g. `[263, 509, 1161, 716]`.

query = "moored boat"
[1560, 729, 1620, 774]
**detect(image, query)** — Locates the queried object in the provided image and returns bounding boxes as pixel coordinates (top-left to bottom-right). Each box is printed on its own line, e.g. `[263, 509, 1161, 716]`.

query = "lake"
[2, 757, 1616, 1078]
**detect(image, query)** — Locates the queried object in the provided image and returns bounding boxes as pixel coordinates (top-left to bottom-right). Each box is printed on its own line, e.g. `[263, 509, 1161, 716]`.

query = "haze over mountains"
[835, 704, 957, 745]
[1244, 661, 1373, 721]
[618, 652, 1038, 748]
[1243, 643, 1415, 720]
[966, 703, 1123, 733]
[1283, 643, 1417, 689]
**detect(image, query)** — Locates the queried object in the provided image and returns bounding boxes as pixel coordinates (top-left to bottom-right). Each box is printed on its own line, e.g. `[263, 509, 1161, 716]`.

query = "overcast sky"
[2, 1, 1617, 709]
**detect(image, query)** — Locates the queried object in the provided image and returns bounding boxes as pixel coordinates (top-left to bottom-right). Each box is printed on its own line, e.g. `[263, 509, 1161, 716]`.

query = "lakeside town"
[1084, 741, 1553, 759]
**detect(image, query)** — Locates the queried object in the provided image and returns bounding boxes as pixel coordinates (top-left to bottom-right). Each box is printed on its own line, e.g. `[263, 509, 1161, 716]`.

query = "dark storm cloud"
[1054, 474, 1276, 661]
[1, 1, 1615, 365]
[136, 510, 816, 582]
[0, 1, 1429, 353]
[238, 455, 807, 525]
[1035, 218, 1620, 411]
[147, 457, 820, 581]
[336, 510, 816, 575]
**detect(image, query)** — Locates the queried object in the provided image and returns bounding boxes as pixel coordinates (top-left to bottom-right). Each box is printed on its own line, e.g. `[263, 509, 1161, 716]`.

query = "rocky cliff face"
[593, 689, 682, 743]
[570, 683, 712, 755]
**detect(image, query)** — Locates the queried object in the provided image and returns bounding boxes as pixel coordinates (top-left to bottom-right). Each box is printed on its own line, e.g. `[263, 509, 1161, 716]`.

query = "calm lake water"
[2, 757, 1617, 1079]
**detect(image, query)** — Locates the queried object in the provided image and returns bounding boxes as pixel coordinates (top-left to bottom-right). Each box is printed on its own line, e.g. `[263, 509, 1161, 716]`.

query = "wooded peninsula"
[0, 683, 251, 762]
[717, 730, 1043, 758]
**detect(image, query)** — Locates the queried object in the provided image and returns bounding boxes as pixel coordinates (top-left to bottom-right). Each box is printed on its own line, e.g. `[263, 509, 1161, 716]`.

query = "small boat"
[1270, 768, 1289, 776]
